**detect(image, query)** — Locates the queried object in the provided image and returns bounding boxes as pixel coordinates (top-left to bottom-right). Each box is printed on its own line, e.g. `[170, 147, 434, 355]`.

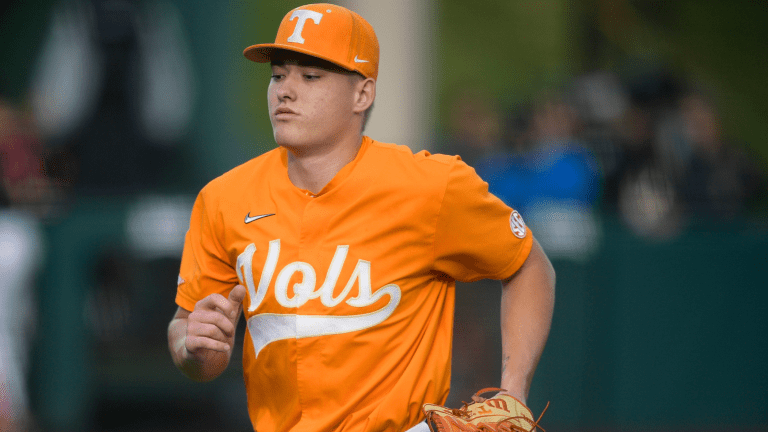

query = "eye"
[304, 74, 321, 81]
[271, 73, 284, 81]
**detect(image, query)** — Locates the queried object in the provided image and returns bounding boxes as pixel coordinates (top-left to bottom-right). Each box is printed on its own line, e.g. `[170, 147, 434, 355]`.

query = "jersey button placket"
[295, 195, 333, 425]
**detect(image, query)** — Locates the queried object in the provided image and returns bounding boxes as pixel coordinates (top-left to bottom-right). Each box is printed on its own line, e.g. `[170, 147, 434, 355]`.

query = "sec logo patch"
[509, 210, 527, 239]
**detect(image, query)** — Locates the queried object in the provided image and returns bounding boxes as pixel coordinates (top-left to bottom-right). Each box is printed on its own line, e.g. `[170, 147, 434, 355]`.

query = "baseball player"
[167, 3, 555, 432]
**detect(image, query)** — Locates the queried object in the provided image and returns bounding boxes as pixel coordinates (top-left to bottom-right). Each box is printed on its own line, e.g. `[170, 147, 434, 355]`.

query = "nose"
[274, 72, 297, 102]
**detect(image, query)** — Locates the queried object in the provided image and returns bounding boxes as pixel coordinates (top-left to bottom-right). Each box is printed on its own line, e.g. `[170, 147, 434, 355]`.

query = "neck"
[284, 134, 363, 195]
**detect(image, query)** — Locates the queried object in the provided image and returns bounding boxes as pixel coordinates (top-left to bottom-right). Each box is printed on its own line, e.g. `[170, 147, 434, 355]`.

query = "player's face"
[268, 53, 362, 150]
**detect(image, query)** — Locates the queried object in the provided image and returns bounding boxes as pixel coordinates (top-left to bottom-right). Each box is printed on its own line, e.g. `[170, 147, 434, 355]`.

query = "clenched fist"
[185, 284, 246, 356]
[168, 285, 247, 381]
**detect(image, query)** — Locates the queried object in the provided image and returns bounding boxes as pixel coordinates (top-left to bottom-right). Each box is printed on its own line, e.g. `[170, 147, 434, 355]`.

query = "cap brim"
[243, 43, 356, 74]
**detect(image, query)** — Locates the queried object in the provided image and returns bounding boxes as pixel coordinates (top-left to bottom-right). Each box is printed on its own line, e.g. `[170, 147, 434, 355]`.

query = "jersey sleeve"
[176, 187, 238, 311]
[433, 158, 534, 282]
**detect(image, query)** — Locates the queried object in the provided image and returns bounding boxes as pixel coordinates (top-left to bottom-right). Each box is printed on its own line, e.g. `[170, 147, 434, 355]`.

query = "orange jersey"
[176, 136, 533, 432]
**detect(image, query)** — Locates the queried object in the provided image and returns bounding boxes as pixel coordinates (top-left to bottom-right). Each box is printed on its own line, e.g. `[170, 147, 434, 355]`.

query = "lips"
[273, 106, 298, 117]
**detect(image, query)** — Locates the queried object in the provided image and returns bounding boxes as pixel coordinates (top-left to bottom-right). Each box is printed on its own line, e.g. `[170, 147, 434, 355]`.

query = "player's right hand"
[184, 284, 246, 358]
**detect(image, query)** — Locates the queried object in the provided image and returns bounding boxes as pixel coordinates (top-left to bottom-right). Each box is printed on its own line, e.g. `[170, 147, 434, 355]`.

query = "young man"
[168, 4, 555, 432]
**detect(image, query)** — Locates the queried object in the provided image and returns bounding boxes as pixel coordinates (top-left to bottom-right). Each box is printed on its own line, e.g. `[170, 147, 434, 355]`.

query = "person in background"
[676, 92, 767, 220]
[0, 97, 48, 432]
[475, 92, 603, 260]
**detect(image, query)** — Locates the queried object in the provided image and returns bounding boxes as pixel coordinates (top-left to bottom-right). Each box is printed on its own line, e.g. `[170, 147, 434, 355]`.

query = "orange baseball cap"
[243, 3, 379, 79]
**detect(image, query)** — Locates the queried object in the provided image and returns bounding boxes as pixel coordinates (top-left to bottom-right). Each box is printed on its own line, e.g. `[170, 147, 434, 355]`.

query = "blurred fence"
[526, 216, 768, 431]
[452, 215, 768, 431]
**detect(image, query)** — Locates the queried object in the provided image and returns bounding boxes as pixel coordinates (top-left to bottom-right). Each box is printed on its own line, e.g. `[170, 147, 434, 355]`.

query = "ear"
[352, 77, 376, 115]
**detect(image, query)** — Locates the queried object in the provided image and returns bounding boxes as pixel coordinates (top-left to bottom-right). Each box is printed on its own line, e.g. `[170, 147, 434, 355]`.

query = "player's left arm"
[499, 237, 555, 405]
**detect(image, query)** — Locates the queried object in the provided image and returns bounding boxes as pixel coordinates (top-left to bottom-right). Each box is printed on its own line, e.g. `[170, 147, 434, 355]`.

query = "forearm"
[499, 238, 555, 403]
[168, 316, 232, 382]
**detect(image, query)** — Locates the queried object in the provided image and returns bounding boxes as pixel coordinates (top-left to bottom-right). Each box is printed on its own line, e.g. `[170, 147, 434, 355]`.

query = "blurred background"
[1, 0, 766, 431]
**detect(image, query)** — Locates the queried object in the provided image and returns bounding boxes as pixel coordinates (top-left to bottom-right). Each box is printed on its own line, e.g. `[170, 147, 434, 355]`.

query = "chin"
[273, 128, 312, 150]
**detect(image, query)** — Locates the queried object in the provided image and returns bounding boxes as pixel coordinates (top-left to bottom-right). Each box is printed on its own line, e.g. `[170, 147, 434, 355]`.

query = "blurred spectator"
[675, 92, 766, 220]
[442, 88, 506, 168]
[612, 102, 684, 239]
[571, 67, 686, 239]
[596, 83, 767, 237]
[0, 98, 47, 432]
[571, 70, 629, 192]
[27, 0, 198, 350]
[25, 2, 199, 427]
[30, 0, 195, 196]
[0, 99, 60, 218]
[475, 92, 603, 260]
[605, 105, 656, 207]
[616, 158, 682, 239]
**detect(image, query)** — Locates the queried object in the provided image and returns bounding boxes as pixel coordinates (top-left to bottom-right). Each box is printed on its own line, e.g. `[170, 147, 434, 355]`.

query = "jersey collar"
[279, 136, 372, 199]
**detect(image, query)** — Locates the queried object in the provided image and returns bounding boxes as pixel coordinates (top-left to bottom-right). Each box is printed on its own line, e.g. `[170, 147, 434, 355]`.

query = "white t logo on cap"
[286, 9, 323, 44]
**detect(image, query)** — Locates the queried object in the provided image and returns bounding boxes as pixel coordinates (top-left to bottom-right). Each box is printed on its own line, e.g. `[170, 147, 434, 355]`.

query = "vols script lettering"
[236, 240, 401, 358]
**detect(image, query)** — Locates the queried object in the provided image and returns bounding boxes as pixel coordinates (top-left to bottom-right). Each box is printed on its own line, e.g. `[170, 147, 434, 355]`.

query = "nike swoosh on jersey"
[245, 213, 275, 224]
[246, 284, 401, 358]
[354, 55, 368, 63]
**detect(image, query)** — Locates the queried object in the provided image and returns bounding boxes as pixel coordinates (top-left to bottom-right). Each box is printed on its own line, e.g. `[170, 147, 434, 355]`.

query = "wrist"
[499, 376, 528, 404]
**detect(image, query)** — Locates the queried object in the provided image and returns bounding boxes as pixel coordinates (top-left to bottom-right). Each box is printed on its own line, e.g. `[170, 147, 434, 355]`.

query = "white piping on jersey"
[237, 239, 402, 358]
[247, 285, 400, 358]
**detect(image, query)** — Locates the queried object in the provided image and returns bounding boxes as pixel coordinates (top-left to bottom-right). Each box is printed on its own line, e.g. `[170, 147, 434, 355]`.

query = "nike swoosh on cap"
[354, 55, 368, 63]
[245, 212, 275, 224]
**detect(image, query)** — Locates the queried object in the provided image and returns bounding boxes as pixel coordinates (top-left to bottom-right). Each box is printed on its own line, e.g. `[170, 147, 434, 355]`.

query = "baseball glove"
[422, 387, 548, 432]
